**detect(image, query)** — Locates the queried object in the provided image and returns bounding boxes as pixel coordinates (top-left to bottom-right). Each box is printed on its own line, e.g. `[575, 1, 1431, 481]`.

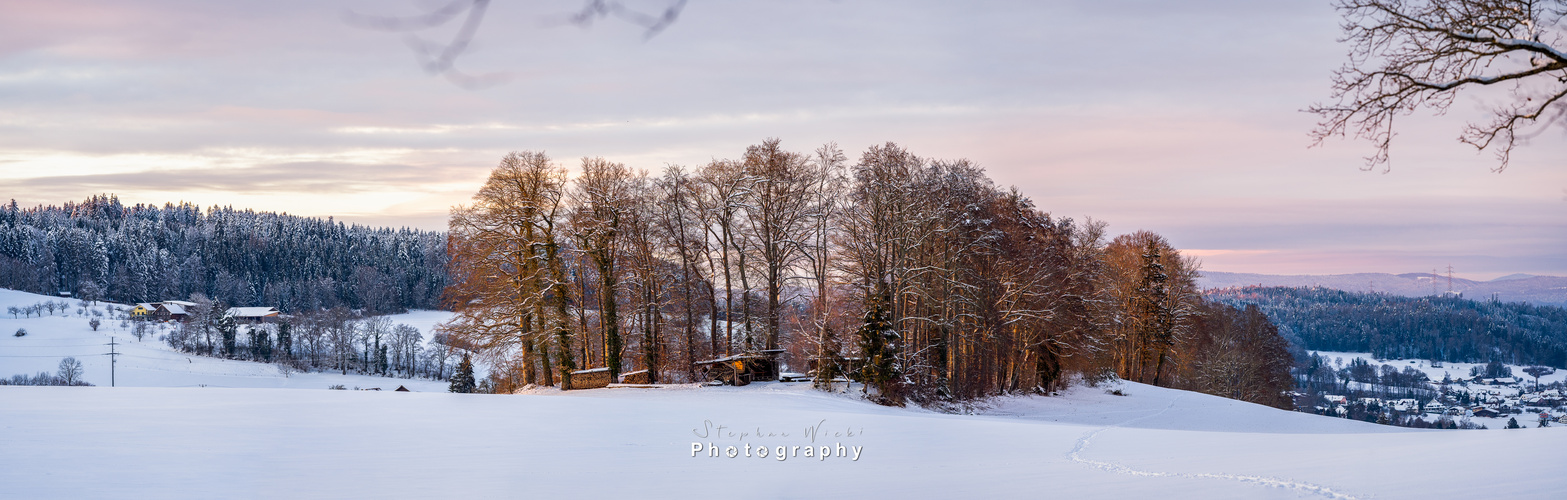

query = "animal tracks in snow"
[1066, 394, 1362, 500]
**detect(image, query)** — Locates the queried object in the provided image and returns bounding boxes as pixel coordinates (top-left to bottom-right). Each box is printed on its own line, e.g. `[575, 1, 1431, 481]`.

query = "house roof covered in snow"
[225, 307, 279, 319]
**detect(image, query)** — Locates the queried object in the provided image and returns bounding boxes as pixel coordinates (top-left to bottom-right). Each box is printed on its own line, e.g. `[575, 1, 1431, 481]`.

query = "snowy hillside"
[3, 381, 1564, 498]
[0, 288, 453, 391]
[5, 286, 1567, 498]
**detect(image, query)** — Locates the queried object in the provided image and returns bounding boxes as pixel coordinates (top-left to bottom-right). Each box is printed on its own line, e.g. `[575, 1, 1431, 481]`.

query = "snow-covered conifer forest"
[0, 195, 447, 313]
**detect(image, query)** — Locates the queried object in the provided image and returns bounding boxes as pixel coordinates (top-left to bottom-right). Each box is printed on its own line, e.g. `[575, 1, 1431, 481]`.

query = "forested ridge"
[0, 195, 446, 313]
[1209, 287, 1567, 368]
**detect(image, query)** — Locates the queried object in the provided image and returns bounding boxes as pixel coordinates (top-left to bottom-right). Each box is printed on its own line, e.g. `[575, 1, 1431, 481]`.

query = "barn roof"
[225, 307, 280, 318]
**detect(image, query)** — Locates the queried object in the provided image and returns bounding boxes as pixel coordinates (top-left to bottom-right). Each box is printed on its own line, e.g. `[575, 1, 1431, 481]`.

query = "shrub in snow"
[89, 318, 101, 331]
[0, 367, 93, 387]
[14, 328, 25, 337]
[328, 385, 346, 390]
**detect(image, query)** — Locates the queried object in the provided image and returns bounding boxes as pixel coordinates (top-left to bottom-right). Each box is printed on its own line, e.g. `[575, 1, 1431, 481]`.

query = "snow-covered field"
[4, 288, 1567, 498]
[0, 288, 452, 391]
[4, 381, 1565, 498]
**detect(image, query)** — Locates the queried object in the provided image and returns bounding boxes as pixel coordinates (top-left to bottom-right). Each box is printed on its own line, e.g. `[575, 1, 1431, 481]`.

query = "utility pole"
[105, 337, 120, 387]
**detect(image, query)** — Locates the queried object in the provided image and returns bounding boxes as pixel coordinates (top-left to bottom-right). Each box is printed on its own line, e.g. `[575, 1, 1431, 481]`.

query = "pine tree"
[276, 322, 292, 360]
[377, 344, 389, 375]
[247, 327, 261, 360]
[1133, 241, 1173, 385]
[217, 315, 238, 358]
[855, 285, 900, 404]
[256, 328, 272, 361]
[449, 353, 477, 393]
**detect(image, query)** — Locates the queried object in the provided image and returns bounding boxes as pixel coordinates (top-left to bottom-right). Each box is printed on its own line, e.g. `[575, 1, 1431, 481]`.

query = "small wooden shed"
[693, 350, 783, 386]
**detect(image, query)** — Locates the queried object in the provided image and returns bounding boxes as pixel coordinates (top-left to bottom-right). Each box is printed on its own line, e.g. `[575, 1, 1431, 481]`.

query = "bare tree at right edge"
[1310, 0, 1567, 171]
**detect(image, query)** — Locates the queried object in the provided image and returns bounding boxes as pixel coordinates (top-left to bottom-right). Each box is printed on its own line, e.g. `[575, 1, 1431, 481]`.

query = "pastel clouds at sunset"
[1, 0, 1563, 278]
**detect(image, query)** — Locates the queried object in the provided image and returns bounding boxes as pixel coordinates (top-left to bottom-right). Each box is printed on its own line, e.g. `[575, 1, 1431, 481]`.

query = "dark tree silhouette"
[347, 0, 688, 89]
[1523, 365, 1555, 391]
[1310, 0, 1567, 171]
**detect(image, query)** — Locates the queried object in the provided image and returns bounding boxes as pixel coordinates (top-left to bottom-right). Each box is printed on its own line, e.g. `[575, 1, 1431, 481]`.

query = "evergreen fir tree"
[247, 328, 260, 360]
[855, 284, 900, 404]
[449, 353, 477, 393]
[377, 344, 389, 375]
[256, 329, 272, 361]
[276, 322, 292, 360]
[1132, 241, 1173, 385]
[217, 315, 238, 358]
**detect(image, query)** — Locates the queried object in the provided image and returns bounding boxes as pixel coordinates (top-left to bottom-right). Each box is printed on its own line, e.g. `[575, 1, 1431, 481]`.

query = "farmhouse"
[155, 301, 196, 322]
[224, 307, 280, 324]
[1471, 407, 1502, 418]
[130, 303, 158, 318]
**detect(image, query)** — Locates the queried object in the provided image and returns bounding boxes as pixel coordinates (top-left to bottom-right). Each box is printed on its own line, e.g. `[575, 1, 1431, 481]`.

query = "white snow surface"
[4, 381, 1565, 498]
[4, 288, 1567, 498]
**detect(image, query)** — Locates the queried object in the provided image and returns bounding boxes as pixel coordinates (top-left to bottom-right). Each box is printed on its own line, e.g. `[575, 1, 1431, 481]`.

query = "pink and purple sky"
[1, 0, 1563, 279]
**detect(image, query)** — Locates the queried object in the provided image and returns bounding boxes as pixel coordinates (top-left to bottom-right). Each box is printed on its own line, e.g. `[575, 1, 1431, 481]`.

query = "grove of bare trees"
[442, 140, 1298, 407]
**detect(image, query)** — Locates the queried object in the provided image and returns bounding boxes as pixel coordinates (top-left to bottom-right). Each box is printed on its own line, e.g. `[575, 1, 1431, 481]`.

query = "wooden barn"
[155, 301, 196, 322]
[224, 307, 281, 324]
[693, 350, 784, 386]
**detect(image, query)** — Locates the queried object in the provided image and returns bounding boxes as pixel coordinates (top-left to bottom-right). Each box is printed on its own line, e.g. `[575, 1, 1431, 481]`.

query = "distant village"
[1303, 359, 1566, 429]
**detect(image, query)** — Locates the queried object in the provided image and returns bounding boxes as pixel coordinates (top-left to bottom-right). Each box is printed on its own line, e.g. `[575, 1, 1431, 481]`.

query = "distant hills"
[1207, 287, 1567, 367]
[1199, 271, 1567, 307]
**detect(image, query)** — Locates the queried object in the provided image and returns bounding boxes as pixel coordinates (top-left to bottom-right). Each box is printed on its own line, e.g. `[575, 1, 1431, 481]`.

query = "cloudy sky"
[2, 0, 1564, 279]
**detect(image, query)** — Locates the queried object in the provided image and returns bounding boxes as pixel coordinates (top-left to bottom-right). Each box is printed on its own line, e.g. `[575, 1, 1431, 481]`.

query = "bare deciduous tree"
[57, 357, 83, 386]
[445, 151, 574, 386]
[570, 157, 637, 380]
[741, 139, 816, 351]
[347, 0, 689, 89]
[1310, 0, 1567, 170]
[656, 165, 712, 381]
[697, 159, 753, 355]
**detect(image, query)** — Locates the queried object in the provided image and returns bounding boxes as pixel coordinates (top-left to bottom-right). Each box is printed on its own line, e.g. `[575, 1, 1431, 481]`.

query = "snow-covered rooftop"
[225, 307, 279, 318]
